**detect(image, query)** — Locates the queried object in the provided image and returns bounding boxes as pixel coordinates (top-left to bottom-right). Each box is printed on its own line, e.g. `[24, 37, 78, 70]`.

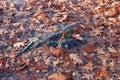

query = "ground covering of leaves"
[0, 0, 120, 80]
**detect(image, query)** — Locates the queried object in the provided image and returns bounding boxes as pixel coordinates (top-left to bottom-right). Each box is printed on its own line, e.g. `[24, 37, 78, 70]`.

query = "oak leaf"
[43, 44, 67, 57]
[69, 53, 83, 64]
[82, 73, 94, 80]
[27, 0, 38, 5]
[96, 67, 110, 79]
[0, 58, 7, 70]
[108, 47, 119, 57]
[85, 61, 94, 70]
[13, 42, 25, 48]
[105, 8, 116, 17]
[83, 44, 97, 53]
[48, 73, 66, 80]
[61, 4, 66, 12]
[109, 8, 116, 17]
[0, 29, 3, 35]
[37, 13, 48, 21]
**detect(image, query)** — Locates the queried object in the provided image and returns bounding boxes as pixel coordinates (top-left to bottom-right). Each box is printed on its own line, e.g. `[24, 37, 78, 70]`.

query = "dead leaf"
[83, 44, 97, 53]
[59, 14, 68, 22]
[48, 1, 52, 7]
[43, 45, 67, 57]
[53, 27, 59, 32]
[19, 24, 25, 31]
[72, 34, 83, 40]
[36, 13, 53, 25]
[0, 29, 3, 35]
[23, 59, 30, 66]
[96, 67, 110, 79]
[107, 47, 119, 57]
[108, 47, 117, 53]
[69, 53, 83, 64]
[108, 18, 117, 23]
[109, 8, 116, 17]
[0, 58, 7, 70]
[105, 8, 116, 17]
[92, 28, 102, 35]
[45, 27, 59, 32]
[41, 77, 48, 80]
[48, 73, 66, 80]
[73, 26, 84, 35]
[13, 42, 25, 48]
[110, 52, 119, 57]
[0, 41, 7, 47]
[27, 0, 38, 5]
[118, 15, 120, 20]
[97, 0, 104, 5]
[45, 55, 55, 66]
[37, 13, 48, 21]
[35, 63, 48, 71]
[0, 58, 6, 67]
[116, 4, 120, 13]
[82, 73, 94, 80]
[85, 61, 94, 69]
[97, 48, 105, 55]
[109, 60, 120, 72]
[61, 4, 66, 12]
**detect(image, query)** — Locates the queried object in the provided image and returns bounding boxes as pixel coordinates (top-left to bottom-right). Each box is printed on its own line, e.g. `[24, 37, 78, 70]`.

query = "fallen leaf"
[85, 61, 94, 70]
[0, 29, 3, 35]
[72, 34, 83, 40]
[13, 42, 25, 48]
[36, 13, 53, 24]
[44, 27, 59, 32]
[109, 8, 116, 17]
[52, 27, 59, 32]
[73, 26, 84, 35]
[82, 73, 94, 80]
[110, 52, 119, 57]
[61, 4, 66, 12]
[83, 44, 97, 53]
[108, 47, 117, 53]
[0, 58, 6, 66]
[0, 58, 7, 70]
[45, 55, 55, 66]
[19, 24, 25, 31]
[0, 41, 7, 47]
[108, 18, 117, 23]
[55, 0, 67, 3]
[105, 8, 116, 17]
[96, 67, 110, 79]
[37, 13, 48, 21]
[69, 53, 83, 64]
[97, 0, 104, 5]
[92, 28, 102, 35]
[48, 73, 66, 80]
[116, 4, 120, 13]
[72, 71, 81, 80]
[107, 47, 119, 57]
[43, 44, 67, 57]
[118, 15, 120, 20]
[27, 0, 38, 5]
[59, 14, 68, 22]
[35, 63, 48, 71]
[48, 1, 52, 7]
[97, 48, 105, 54]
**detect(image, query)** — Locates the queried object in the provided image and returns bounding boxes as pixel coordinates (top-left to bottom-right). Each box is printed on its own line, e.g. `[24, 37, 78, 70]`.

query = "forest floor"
[0, 0, 120, 80]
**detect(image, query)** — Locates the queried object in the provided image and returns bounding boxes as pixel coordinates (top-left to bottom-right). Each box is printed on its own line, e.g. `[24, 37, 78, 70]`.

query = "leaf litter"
[0, 0, 120, 80]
